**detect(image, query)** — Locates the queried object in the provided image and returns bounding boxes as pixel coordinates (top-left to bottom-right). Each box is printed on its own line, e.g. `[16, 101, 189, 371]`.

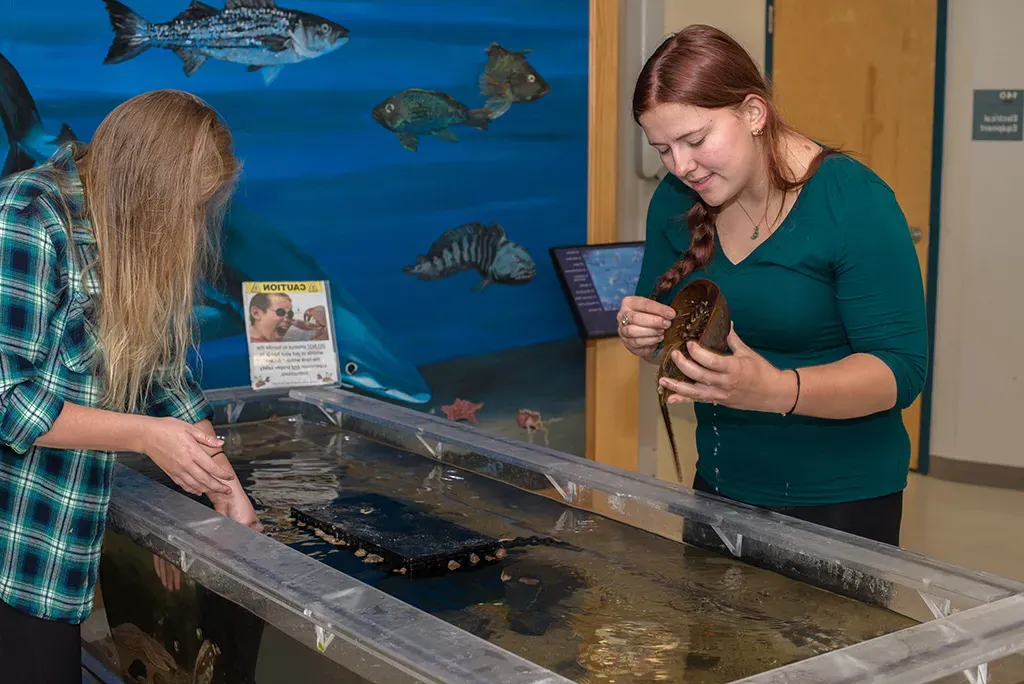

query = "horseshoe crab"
[655, 278, 731, 481]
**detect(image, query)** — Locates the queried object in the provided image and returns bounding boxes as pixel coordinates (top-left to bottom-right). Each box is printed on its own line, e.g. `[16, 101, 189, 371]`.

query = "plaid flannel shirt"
[0, 143, 214, 623]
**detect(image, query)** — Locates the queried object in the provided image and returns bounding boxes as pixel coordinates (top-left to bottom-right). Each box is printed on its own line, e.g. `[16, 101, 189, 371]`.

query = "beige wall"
[664, 0, 766, 60]
[931, 0, 1024, 468]
[618, 0, 766, 481]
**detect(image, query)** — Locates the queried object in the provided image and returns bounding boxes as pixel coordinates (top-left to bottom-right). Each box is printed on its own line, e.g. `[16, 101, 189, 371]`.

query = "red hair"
[633, 25, 837, 298]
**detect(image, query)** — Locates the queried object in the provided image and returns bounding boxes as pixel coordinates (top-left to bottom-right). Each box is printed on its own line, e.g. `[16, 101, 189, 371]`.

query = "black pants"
[0, 598, 80, 684]
[692, 471, 904, 546]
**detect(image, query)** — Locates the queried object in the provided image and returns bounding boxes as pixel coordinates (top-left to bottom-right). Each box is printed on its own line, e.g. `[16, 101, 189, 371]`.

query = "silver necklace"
[737, 195, 772, 240]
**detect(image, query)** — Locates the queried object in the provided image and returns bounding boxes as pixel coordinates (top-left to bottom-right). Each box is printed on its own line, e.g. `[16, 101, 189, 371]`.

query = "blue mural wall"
[0, 0, 589, 453]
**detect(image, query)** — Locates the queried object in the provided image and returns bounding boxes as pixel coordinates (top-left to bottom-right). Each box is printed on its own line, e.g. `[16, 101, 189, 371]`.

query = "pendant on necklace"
[750, 227, 759, 240]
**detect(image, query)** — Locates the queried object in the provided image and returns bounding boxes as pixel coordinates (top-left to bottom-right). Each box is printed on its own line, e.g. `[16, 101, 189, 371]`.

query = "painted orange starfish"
[441, 398, 484, 423]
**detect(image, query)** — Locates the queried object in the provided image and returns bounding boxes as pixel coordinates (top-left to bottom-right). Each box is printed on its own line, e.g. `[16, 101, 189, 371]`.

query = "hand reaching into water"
[140, 417, 236, 497]
[151, 491, 262, 591]
[197, 437, 264, 533]
[151, 448, 263, 591]
[208, 484, 264, 533]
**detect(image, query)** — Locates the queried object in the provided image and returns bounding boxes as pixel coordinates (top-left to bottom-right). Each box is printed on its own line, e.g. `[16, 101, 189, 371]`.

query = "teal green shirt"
[636, 153, 928, 507]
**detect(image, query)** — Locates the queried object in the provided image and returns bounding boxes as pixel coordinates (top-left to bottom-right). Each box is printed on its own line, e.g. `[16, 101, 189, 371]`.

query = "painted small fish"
[402, 222, 536, 292]
[101, 0, 350, 86]
[371, 88, 492, 152]
[479, 42, 550, 118]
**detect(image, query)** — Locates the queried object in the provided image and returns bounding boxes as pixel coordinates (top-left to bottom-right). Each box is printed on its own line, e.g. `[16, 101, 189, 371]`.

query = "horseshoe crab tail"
[659, 393, 684, 483]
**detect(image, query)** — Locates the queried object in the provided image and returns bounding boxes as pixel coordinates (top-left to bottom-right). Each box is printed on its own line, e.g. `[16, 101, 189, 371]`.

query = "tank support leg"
[919, 591, 989, 684]
[226, 400, 246, 424]
[711, 526, 743, 557]
[415, 432, 442, 459]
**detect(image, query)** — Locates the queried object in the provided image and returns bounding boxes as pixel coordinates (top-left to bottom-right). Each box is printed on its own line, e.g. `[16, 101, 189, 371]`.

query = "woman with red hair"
[617, 25, 928, 546]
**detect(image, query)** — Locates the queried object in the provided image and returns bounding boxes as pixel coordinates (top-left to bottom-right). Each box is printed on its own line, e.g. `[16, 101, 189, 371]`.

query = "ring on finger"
[620, 313, 630, 327]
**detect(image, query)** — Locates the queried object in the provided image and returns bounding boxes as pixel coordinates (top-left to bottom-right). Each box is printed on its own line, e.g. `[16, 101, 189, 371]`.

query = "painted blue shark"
[0, 53, 78, 176]
[213, 204, 431, 403]
[0, 50, 431, 404]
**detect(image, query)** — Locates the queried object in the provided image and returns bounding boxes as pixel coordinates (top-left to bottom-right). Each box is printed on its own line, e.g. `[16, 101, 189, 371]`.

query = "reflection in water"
[112, 415, 919, 684]
[577, 620, 684, 680]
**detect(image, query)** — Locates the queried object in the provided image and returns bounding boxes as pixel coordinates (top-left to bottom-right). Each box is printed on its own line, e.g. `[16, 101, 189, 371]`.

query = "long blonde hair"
[77, 89, 239, 413]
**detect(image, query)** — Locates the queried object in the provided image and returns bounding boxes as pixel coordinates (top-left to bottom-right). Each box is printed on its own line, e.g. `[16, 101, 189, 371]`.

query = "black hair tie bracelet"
[782, 369, 801, 416]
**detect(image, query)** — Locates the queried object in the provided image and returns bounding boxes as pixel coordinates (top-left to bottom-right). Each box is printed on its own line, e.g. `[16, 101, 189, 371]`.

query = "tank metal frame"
[94, 385, 1024, 684]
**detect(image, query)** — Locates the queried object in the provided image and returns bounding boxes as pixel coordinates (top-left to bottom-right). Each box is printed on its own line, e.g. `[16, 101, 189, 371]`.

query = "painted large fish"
[371, 88, 492, 152]
[0, 53, 77, 176]
[479, 43, 550, 119]
[101, 0, 350, 86]
[403, 222, 536, 292]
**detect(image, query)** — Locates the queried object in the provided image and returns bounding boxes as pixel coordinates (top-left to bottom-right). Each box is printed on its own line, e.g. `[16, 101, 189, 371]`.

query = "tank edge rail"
[732, 593, 1024, 684]
[106, 464, 575, 684]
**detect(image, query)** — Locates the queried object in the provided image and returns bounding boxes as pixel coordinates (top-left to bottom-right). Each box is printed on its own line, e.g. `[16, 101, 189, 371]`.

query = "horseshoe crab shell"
[657, 278, 731, 386]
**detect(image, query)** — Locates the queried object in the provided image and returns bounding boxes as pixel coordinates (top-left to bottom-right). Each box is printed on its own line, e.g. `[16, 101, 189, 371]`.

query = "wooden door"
[770, 0, 939, 470]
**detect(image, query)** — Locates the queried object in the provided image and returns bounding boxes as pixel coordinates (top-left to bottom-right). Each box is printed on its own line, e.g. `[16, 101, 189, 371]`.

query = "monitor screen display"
[550, 242, 645, 339]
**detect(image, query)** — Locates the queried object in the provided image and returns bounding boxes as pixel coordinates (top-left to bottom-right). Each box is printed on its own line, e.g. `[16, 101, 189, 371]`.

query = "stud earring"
[752, 127, 764, 137]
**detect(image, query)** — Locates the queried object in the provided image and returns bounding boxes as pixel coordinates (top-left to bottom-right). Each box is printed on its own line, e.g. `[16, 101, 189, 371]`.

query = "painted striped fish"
[402, 222, 536, 292]
[100, 0, 349, 86]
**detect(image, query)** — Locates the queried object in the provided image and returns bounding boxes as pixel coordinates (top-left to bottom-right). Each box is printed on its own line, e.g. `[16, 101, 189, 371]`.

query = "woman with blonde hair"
[0, 89, 259, 682]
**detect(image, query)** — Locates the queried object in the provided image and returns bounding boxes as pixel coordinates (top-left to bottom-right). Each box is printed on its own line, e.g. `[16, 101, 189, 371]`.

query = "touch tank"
[80, 385, 1024, 684]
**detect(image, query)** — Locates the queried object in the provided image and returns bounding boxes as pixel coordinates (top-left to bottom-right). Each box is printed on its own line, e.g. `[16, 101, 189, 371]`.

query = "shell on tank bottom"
[576, 620, 683, 678]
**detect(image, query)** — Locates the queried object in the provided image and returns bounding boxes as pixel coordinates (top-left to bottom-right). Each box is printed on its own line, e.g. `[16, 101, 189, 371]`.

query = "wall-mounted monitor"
[550, 242, 645, 339]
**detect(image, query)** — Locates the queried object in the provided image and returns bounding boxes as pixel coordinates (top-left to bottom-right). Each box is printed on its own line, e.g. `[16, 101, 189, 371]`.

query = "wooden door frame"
[764, 0, 948, 475]
[585, 0, 642, 471]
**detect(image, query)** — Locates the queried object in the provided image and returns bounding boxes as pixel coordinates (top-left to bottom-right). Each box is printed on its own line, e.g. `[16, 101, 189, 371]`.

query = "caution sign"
[247, 281, 323, 294]
[241, 280, 340, 391]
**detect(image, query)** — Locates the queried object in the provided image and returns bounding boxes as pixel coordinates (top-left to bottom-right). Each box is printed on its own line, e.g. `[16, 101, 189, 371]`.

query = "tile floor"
[902, 471, 1024, 582]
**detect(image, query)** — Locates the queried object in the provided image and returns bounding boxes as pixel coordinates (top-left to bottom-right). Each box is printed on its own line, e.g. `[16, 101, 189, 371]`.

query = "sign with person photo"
[242, 280, 340, 390]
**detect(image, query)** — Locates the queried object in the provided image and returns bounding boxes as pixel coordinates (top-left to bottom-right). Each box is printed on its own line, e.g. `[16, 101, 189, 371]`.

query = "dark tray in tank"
[292, 492, 510, 577]
[292, 492, 582, 577]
